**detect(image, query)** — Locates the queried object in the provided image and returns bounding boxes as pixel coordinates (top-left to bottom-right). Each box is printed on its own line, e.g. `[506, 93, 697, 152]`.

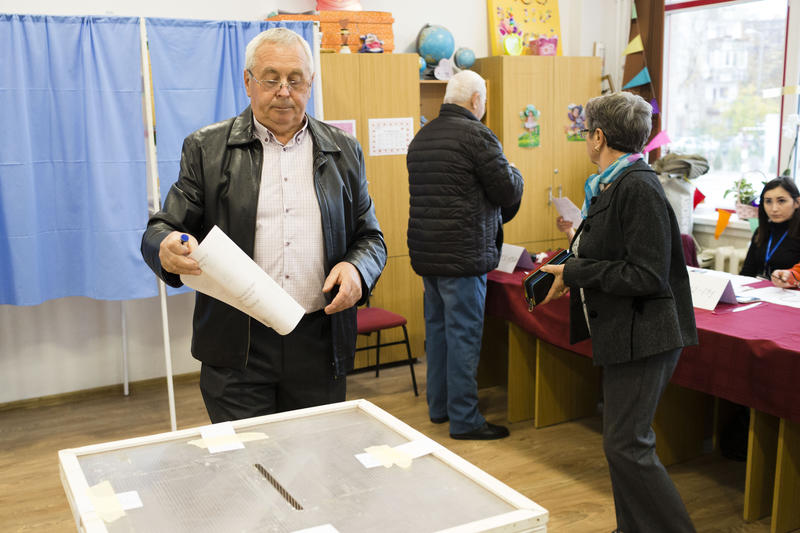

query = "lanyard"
[765, 230, 789, 266]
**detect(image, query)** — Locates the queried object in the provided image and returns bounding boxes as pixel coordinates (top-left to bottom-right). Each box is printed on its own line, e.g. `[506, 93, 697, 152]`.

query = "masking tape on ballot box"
[356, 438, 441, 469]
[86, 481, 143, 523]
[188, 431, 268, 451]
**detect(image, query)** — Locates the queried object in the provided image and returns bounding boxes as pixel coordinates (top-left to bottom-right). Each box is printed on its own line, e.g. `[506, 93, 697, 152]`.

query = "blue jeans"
[423, 275, 487, 433]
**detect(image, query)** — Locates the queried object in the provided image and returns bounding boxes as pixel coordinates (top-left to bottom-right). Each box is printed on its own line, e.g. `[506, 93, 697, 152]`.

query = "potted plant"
[724, 176, 759, 219]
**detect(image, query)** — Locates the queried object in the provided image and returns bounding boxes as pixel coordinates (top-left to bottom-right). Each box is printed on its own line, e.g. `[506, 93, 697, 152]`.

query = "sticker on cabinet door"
[565, 103, 586, 141]
[518, 104, 541, 148]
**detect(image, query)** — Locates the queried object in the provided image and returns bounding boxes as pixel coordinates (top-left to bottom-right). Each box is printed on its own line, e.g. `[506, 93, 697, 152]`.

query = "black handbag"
[522, 249, 573, 310]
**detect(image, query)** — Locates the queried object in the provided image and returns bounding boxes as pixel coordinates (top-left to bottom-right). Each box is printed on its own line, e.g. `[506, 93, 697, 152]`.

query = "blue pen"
[180, 233, 189, 247]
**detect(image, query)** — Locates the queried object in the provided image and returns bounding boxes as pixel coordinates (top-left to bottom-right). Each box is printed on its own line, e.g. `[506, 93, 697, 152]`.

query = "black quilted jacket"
[406, 103, 524, 277]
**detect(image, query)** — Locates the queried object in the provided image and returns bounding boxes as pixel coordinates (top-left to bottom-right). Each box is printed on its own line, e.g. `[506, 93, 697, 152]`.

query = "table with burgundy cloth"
[479, 268, 800, 532]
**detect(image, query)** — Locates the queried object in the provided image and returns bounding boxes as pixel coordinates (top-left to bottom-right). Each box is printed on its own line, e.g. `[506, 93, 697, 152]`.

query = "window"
[664, 0, 789, 218]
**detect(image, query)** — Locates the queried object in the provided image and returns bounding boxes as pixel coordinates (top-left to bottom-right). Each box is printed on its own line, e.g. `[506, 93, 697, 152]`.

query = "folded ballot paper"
[180, 225, 305, 335]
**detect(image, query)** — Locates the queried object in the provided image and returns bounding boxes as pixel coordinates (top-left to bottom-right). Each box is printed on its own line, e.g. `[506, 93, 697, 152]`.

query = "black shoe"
[430, 415, 449, 424]
[450, 422, 509, 440]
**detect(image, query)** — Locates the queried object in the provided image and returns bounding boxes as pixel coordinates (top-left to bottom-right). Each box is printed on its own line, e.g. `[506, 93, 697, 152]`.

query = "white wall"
[0, 0, 624, 404]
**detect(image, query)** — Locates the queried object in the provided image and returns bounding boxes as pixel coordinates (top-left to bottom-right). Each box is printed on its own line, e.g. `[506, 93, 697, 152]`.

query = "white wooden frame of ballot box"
[59, 399, 548, 533]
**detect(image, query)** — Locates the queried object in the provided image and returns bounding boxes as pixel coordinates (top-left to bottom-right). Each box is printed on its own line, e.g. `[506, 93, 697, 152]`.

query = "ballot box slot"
[254, 463, 304, 510]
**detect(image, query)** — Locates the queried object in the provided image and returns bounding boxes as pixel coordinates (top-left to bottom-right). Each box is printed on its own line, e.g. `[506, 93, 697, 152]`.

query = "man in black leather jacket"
[407, 70, 523, 440]
[141, 28, 386, 422]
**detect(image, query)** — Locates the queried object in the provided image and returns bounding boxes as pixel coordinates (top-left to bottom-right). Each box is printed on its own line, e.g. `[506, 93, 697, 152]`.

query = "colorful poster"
[487, 0, 562, 56]
[565, 104, 586, 142]
[518, 105, 541, 148]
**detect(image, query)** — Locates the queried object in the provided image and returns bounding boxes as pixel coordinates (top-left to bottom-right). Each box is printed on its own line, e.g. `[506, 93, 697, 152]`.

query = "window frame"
[663, 0, 800, 225]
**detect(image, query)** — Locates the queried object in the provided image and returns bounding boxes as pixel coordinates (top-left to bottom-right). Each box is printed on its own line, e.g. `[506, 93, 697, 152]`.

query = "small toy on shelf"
[358, 33, 383, 53]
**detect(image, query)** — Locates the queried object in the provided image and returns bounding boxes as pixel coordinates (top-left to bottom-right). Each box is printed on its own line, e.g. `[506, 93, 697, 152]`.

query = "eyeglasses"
[247, 70, 309, 93]
[578, 129, 591, 139]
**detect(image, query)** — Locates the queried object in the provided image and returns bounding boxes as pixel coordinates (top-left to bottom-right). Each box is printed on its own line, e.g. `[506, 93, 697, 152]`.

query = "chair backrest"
[680, 233, 699, 268]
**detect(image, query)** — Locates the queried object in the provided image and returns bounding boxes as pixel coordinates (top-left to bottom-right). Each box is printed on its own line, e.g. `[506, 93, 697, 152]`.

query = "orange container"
[265, 11, 395, 53]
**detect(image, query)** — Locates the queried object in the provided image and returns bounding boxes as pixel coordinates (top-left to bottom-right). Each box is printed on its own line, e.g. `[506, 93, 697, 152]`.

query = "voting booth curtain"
[0, 15, 316, 305]
[0, 15, 151, 305]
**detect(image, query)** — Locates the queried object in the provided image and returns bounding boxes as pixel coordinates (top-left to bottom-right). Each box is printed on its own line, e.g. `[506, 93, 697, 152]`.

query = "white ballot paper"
[180, 226, 305, 335]
[552, 196, 583, 227]
[687, 269, 738, 310]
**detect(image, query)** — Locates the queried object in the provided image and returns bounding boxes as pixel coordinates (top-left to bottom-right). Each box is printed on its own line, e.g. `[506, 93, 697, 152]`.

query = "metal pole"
[140, 17, 177, 431]
[121, 301, 129, 396]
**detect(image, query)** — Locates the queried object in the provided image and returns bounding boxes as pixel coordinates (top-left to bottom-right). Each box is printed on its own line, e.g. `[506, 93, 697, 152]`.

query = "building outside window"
[664, 0, 796, 221]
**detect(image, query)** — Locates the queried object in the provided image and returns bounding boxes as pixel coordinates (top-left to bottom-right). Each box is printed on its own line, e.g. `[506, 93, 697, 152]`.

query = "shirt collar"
[252, 113, 309, 146]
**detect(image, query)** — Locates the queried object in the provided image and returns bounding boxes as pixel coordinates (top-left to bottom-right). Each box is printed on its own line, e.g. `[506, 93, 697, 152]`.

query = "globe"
[418, 55, 427, 73]
[416, 24, 455, 66]
[454, 47, 475, 69]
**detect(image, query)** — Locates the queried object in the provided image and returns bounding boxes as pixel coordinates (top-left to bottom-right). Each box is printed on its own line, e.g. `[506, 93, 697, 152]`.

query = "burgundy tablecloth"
[486, 269, 800, 423]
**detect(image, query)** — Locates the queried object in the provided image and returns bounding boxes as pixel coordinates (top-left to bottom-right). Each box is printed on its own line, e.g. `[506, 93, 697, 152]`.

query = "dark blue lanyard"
[765, 230, 789, 265]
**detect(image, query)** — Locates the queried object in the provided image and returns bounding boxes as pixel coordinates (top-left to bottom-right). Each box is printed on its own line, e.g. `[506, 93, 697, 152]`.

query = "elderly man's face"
[245, 41, 313, 141]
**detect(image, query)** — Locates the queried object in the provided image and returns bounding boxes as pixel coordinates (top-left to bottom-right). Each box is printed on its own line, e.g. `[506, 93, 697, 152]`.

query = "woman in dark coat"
[540, 91, 697, 533]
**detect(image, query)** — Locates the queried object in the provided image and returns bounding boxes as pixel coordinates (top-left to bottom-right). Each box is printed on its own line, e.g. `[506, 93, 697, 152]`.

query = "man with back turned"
[406, 70, 523, 440]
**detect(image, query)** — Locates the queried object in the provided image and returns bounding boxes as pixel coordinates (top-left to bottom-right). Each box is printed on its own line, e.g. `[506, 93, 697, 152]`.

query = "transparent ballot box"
[59, 399, 548, 532]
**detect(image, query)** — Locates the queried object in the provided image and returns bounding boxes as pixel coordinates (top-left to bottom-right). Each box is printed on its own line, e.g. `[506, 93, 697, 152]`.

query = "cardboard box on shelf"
[265, 11, 395, 54]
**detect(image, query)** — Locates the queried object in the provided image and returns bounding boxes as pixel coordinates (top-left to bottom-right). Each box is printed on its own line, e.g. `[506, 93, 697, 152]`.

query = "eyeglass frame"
[246, 69, 311, 93]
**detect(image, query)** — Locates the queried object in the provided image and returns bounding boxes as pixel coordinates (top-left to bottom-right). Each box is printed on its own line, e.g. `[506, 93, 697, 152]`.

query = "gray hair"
[443, 70, 486, 105]
[245, 27, 314, 76]
[585, 91, 652, 153]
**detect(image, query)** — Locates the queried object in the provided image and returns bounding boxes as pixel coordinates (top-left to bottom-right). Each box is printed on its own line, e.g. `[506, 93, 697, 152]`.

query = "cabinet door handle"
[557, 185, 563, 198]
[547, 186, 553, 206]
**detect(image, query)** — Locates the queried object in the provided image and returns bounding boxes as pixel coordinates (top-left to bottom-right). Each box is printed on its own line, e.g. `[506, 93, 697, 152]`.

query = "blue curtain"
[0, 15, 155, 305]
[145, 19, 317, 209]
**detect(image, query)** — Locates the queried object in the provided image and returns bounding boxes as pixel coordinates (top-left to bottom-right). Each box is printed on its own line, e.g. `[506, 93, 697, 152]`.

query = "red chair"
[355, 301, 419, 396]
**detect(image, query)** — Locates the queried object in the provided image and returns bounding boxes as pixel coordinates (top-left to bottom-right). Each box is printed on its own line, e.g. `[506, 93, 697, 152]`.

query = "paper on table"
[180, 226, 305, 335]
[552, 196, 583, 227]
[736, 285, 800, 309]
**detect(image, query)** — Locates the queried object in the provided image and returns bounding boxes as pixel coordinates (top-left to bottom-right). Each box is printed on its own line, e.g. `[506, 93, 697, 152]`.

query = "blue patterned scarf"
[581, 153, 643, 217]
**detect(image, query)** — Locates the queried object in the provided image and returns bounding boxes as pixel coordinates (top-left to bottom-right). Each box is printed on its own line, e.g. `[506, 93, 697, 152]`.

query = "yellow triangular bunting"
[623, 34, 644, 56]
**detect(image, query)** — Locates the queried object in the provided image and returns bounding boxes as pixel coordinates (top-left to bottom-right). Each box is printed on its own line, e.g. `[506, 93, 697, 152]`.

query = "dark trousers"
[602, 348, 695, 533]
[199, 310, 346, 423]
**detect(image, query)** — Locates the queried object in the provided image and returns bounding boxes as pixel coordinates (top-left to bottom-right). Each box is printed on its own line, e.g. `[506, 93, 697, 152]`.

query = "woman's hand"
[556, 216, 576, 242]
[536, 263, 569, 307]
[771, 269, 800, 289]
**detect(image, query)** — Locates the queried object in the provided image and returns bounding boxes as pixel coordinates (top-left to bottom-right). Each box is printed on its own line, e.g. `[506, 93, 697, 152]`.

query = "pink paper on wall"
[643, 130, 670, 153]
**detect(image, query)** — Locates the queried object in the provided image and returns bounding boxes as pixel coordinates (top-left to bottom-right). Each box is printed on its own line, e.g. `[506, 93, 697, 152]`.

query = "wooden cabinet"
[318, 54, 600, 370]
[473, 56, 602, 252]
[320, 53, 424, 369]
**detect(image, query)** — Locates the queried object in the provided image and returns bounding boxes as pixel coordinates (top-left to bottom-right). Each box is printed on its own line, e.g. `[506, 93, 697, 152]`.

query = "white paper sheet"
[687, 267, 800, 309]
[687, 269, 737, 310]
[736, 285, 800, 309]
[552, 196, 583, 227]
[180, 226, 305, 335]
[495, 243, 531, 273]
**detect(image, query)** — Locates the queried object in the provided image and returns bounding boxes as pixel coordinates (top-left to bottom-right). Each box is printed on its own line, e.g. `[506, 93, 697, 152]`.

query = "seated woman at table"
[538, 91, 697, 533]
[739, 177, 800, 280]
[771, 261, 800, 288]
